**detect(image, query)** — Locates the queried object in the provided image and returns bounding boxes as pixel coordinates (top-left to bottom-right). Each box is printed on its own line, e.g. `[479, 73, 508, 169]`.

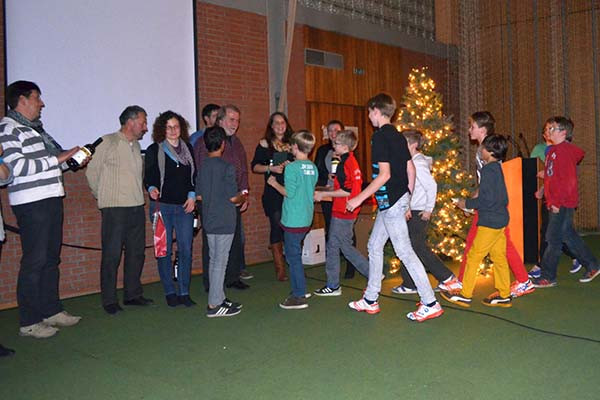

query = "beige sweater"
[86, 131, 144, 209]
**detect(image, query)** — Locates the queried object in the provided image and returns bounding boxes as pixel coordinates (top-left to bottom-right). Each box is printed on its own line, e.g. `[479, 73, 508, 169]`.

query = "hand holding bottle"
[57, 147, 81, 164]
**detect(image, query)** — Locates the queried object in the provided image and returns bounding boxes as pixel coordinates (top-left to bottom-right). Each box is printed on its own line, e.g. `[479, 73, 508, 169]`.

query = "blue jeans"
[325, 217, 369, 289]
[284, 230, 308, 298]
[207, 234, 234, 307]
[540, 207, 598, 281]
[150, 202, 194, 296]
[365, 193, 436, 305]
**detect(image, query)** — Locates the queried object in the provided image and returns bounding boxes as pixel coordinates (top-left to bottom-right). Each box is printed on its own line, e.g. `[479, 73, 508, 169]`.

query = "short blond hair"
[335, 129, 358, 150]
[291, 130, 316, 154]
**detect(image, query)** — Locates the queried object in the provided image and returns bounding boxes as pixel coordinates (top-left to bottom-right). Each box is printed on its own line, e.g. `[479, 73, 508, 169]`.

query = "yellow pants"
[461, 226, 511, 298]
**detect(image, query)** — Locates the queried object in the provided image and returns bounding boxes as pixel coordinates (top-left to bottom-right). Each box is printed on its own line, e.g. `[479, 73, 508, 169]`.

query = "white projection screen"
[6, 0, 197, 150]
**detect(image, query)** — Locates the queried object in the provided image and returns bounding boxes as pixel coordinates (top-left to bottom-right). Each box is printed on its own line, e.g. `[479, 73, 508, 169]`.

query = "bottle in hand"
[67, 137, 103, 170]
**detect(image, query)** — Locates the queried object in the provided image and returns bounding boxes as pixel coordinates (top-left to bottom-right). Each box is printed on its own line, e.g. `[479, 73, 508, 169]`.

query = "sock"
[426, 301, 437, 308]
[364, 298, 376, 305]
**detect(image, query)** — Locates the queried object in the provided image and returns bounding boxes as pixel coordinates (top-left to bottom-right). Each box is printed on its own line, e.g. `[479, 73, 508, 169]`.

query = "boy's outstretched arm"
[346, 162, 390, 211]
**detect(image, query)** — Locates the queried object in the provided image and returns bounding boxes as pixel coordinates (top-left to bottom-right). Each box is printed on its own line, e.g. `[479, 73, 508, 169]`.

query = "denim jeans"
[150, 202, 193, 296]
[365, 193, 436, 305]
[284, 230, 308, 298]
[325, 217, 369, 288]
[12, 197, 64, 326]
[207, 234, 234, 307]
[540, 207, 598, 281]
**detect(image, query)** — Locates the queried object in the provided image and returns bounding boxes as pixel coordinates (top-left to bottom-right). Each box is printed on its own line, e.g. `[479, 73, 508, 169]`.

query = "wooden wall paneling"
[536, 1, 558, 132]
[304, 27, 357, 104]
[512, 1, 539, 156]
[352, 36, 373, 106]
[306, 102, 372, 178]
[567, 5, 598, 228]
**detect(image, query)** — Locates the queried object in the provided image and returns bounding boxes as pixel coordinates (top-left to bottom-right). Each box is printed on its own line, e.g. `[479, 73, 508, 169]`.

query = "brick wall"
[0, 2, 306, 309]
[196, 3, 306, 264]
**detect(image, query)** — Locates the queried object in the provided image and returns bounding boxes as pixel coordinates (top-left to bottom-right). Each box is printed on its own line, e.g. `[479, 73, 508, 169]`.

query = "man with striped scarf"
[0, 81, 82, 339]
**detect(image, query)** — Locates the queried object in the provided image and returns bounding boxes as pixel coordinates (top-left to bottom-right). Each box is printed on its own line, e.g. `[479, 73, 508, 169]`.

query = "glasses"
[546, 126, 563, 133]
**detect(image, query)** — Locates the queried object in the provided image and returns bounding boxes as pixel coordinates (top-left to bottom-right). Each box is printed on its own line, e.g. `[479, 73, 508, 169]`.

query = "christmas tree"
[395, 67, 475, 261]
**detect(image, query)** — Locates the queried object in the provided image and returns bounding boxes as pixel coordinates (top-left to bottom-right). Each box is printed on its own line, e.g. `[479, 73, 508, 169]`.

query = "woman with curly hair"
[144, 110, 197, 307]
[251, 112, 294, 281]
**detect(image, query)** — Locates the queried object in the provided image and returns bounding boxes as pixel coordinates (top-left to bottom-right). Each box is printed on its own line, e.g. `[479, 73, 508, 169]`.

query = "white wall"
[6, 0, 196, 149]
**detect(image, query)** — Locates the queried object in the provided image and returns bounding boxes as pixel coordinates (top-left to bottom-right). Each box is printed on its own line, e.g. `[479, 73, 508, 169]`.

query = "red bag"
[152, 207, 167, 258]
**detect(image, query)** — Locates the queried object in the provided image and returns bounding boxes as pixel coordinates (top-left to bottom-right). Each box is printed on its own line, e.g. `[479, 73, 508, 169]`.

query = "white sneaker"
[406, 302, 444, 322]
[43, 311, 82, 327]
[19, 322, 58, 339]
[437, 276, 462, 293]
[348, 298, 380, 314]
[391, 285, 417, 295]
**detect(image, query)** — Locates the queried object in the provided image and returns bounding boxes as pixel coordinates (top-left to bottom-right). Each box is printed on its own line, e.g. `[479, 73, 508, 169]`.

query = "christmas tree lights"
[395, 67, 475, 262]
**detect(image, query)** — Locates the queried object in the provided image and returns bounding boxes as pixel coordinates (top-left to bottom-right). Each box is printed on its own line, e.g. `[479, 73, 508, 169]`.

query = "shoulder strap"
[157, 142, 166, 195]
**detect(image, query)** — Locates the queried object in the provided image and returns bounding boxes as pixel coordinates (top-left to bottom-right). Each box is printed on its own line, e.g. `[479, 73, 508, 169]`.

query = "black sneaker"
[482, 293, 512, 308]
[223, 298, 243, 309]
[124, 296, 154, 306]
[103, 303, 124, 315]
[178, 295, 197, 307]
[206, 303, 242, 318]
[313, 286, 342, 296]
[279, 296, 308, 310]
[440, 290, 472, 308]
[165, 294, 179, 307]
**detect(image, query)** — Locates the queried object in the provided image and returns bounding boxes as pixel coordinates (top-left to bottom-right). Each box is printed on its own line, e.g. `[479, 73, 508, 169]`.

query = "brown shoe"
[272, 242, 288, 281]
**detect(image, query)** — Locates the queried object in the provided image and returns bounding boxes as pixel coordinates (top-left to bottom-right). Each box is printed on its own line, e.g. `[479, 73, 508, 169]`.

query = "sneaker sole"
[279, 303, 309, 310]
[533, 283, 557, 288]
[412, 308, 444, 322]
[391, 289, 417, 295]
[206, 308, 242, 318]
[570, 265, 583, 274]
[314, 291, 342, 297]
[579, 270, 600, 283]
[482, 301, 512, 308]
[440, 292, 471, 308]
[348, 303, 380, 314]
[511, 287, 535, 298]
[19, 329, 58, 339]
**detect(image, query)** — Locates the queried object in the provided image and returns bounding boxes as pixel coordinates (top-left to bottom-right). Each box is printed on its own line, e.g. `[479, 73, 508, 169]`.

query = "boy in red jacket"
[314, 130, 369, 296]
[532, 116, 599, 287]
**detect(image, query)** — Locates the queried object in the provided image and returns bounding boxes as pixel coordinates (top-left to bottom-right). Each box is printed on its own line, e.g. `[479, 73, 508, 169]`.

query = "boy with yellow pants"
[441, 134, 512, 307]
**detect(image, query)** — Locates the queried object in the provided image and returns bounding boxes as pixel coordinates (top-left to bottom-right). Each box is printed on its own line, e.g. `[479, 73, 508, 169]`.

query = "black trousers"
[400, 210, 453, 289]
[12, 197, 64, 327]
[100, 206, 145, 306]
[202, 208, 243, 290]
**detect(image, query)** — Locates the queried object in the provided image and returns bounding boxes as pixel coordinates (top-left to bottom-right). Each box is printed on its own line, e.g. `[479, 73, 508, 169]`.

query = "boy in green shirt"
[268, 130, 318, 309]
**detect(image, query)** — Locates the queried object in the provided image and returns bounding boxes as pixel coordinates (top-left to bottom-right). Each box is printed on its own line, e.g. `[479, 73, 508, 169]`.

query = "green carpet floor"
[1, 245, 599, 400]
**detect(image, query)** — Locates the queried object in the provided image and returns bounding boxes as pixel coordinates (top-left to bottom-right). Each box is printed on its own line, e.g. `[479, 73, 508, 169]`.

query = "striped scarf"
[6, 110, 64, 156]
